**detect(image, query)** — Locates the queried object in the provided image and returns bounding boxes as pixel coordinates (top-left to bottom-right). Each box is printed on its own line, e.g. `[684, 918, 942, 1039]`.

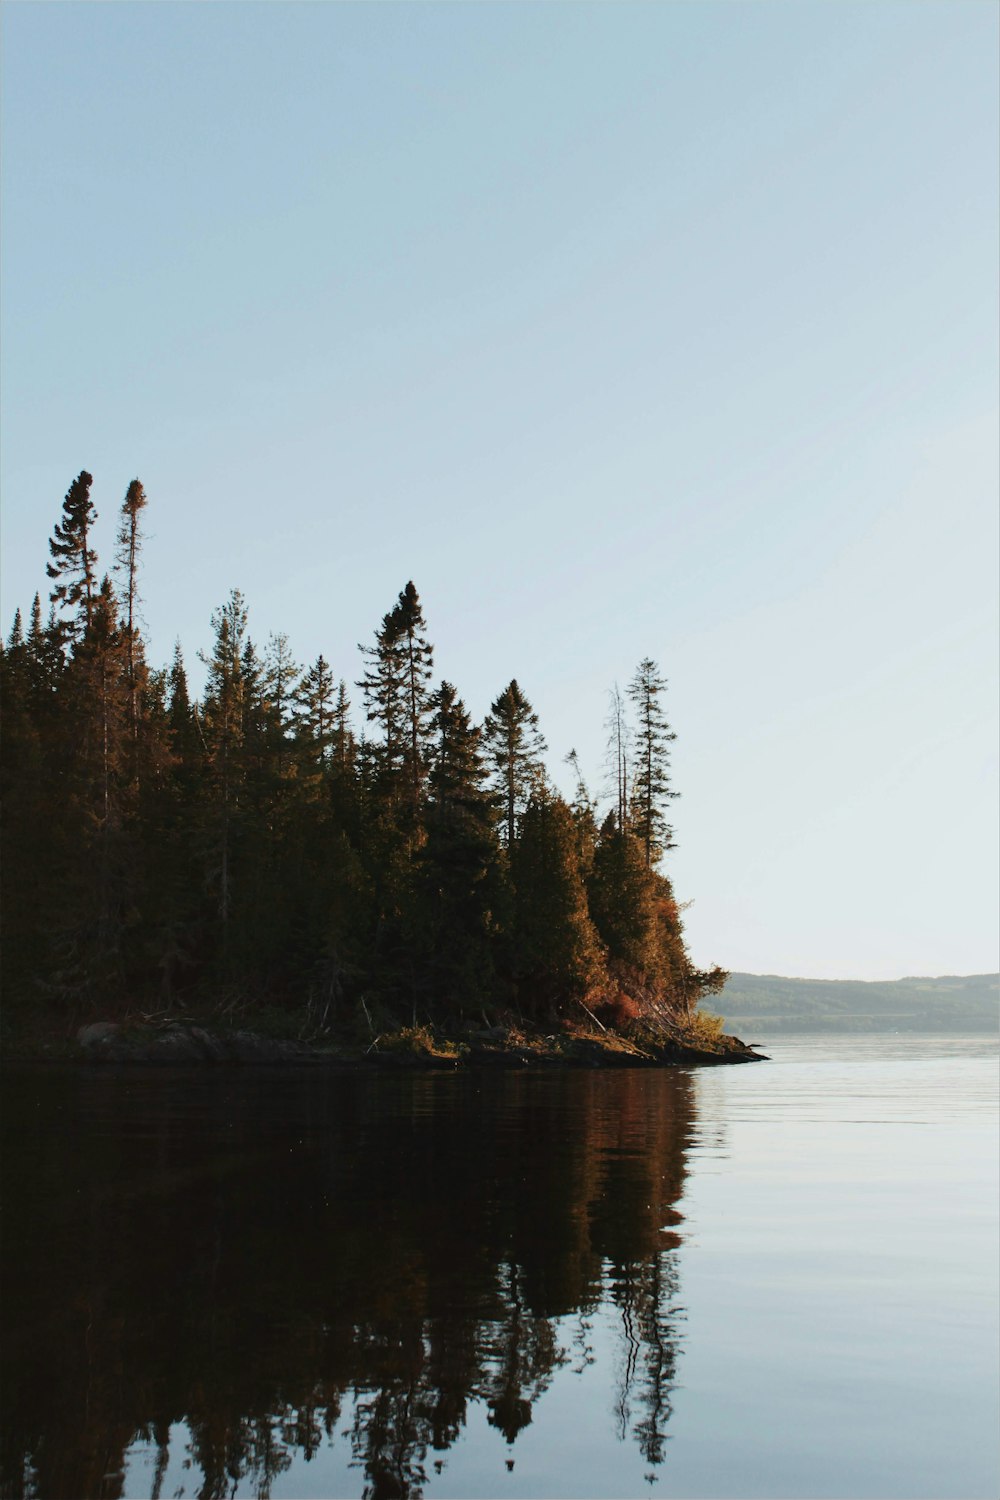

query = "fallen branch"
[576, 998, 609, 1034]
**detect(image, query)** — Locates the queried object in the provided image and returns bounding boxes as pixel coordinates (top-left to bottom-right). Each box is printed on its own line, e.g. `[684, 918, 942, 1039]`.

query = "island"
[1, 472, 759, 1068]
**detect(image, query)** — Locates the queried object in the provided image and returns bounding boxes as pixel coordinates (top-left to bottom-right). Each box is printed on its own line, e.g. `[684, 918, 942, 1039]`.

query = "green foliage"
[679, 1008, 726, 1047]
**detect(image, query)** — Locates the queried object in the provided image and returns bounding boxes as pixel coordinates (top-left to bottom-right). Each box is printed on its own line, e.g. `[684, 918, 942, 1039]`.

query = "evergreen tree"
[3, 505, 729, 1045]
[263, 632, 301, 774]
[628, 659, 678, 868]
[0, 616, 46, 1005]
[143, 642, 203, 1003]
[483, 680, 547, 846]
[428, 683, 492, 821]
[358, 582, 434, 810]
[564, 747, 598, 878]
[46, 470, 98, 639]
[358, 604, 408, 787]
[19, 594, 59, 714]
[510, 793, 604, 1015]
[114, 479, 148, 741]
[167, 642, 200, 771]
[296, 654, 336, 766]
[47, 574, 132, 998]
[588, 814, 661, 984]
[394, 581, 434, 809]
[417, 682, 499, 1008]
[331, 679, 355, 775]
[200, 591, 249, 938]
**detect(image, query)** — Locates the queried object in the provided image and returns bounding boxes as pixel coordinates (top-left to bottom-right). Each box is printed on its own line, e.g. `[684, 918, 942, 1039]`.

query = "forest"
[0, 471, 727, 1052]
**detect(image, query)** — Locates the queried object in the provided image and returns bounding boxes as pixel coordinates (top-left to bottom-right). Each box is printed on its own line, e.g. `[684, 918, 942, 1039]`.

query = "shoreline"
[4, 1018, 767, 1070]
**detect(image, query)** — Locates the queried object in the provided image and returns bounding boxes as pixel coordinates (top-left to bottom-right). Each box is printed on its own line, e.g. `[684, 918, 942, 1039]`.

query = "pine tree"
[143, 642, 203, 1003]
[263, 632, 301, 775]
[331, 679, 354, 775]
[0, 611, 50, 1006]
[483, 680, 547, 846]
[588, 814, 661, 983]
[296, 655, 336, 766]
[46, 470, 98, 639]
[200, 591, 249, 937]
[429, 683, 492, 819]
[358, 582, 434, 817]
[510, 793, 605, 1015]
[167, 642, 200, 770]
[628, 659, 678, 868]
[48, 574, 132, 997]
[11, 594, 64, 720]
[114, 479, 148, 741]
[417, 682, 499, 1007]
[358, 605, 408, 787]
[394, 581, 434, 809]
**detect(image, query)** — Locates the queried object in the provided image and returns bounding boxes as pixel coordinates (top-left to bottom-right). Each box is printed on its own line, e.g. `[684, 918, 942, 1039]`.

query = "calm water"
[1, 1036, 997, 1500]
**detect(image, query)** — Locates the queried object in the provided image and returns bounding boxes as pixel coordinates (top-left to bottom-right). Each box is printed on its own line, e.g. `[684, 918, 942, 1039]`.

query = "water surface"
[1, 1035, 996, 1499]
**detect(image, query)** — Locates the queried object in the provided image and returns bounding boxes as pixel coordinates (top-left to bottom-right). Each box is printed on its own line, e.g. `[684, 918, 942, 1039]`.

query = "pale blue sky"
[2, 2, 997, 979]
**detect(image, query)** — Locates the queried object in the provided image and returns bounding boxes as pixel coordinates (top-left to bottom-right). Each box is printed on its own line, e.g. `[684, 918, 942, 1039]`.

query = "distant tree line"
[0, 472, 726, 1037]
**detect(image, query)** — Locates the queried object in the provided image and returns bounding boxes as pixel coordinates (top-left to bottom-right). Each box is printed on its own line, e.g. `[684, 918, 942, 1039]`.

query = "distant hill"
[716, 972, 999, 1033]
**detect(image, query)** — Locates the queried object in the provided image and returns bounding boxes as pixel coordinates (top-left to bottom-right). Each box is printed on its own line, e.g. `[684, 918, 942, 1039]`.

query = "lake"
[1, 1035, 997, 1500]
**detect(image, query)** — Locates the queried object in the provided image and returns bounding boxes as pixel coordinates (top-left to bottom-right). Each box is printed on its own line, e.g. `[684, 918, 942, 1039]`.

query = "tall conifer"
[510, 793, 604, 1014]
[628, 659, 678, 868]
[483, 680, 547, 846]
[359, 582, 433, 813]
[114, 479, 148, 741]
[46, 471, 98, 639]
[297, 655, 336, 766]
[200, 591, 249, 935]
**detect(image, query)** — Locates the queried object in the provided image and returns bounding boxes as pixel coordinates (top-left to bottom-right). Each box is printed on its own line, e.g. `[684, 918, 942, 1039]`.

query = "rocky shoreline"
[45, 1019, 767, 1069]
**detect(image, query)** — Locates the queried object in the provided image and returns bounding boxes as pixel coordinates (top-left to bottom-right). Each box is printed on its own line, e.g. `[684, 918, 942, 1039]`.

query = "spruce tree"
[510, 793, 605, 1015]
[564, 747, 598, 878]
[296, 655, 336, 766]
[628, 659, 678, 868]
[114, 479, 148, 741]
[394, 581, 434, 809]
[167, 642, 200, 770]
[0, 615, 46, 1006]
[358, 605, 408, 786]
[46, 470, 98, 639]
[14, 594, 63, 719]
[48, 574, 132, 998]
[263, 632, 301, 775]
[331, 679, 355, 775]
[142, 642, 204, 1003]
[482, 680, 547, 846]
[418, 682, 499, 1007]
[588, 814, 661, 985]
[200, 591, 249, 937]
[358, 582, 434, 818]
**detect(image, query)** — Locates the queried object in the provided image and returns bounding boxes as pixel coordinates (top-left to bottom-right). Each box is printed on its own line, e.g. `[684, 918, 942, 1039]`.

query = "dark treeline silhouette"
[1, 1066, 694, 1499]
[0, 472, 725, 1040]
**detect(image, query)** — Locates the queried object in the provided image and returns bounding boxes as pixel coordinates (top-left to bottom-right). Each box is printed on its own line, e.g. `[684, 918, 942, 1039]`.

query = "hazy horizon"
[2, 2, 997, 980]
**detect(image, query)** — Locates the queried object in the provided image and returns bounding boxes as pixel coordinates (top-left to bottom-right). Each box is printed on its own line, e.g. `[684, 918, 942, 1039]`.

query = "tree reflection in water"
[1, 1066, 696, 1499]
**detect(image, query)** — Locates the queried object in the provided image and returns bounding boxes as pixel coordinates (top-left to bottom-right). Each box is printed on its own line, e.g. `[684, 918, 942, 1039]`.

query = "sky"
[2, 2, 997, 980]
